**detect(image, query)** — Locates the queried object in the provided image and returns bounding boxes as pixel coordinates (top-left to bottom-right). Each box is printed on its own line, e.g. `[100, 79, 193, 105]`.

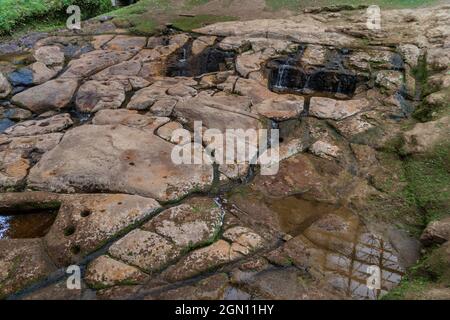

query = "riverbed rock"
[156, 121, 184, 143]
[253, 95, 304, 120]
[0, 239, 57, 299]
[104, 36, 146, 52]
[60, 50, 135, 79]
[11, 79, 79, 114]
[85, 255, 148, 288]
[3, 113, 72, 137]
[91, 109, 169, 131]
[142, 197, 222, 248]
[163, 240, 233, 282]
[75, 80, 126, 113]
[0, 133, 63, 190]
[310, 140, 341, 159]
[421, 217, 450, 246]
[375, 70, 403, 93]
[29, 62, 58, 84]
[403, 116, 450, 154]
[109, 229, 180, 272]
[44, 193, 161, 267]
[0, 72, 12, 98]
[191, 36, 217, 55]
[27, 124, 214, 202]
[194, 17, 356, 47]
[309, 97, 370, 120]
[174, 92, 258, 131]
[33, 45, 65, 66]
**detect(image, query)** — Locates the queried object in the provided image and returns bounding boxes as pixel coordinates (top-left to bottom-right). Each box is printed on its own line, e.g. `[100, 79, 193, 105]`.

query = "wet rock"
[7, 68, 34, 86]
[421, 217, 450, 246]
[33, 46, 65, 66]
[27, 124, 214, 202]
[11, 79, 79, 114]
[163, 240, 232, 282]
[0, 72, 12, 98]
[104, 35, 146, 52]
[142, 197, 222, 248]
[85, 255, 148, 288]
[4, 113, 72, 137]
[60, 50, 134, 79]
[109, 229, 179, 272]
[191, 36, 217, 55]
[250, 153, 356, 203]
[403, 116, 450, 154]
[309, 97, 370, 120]
[75, 80, 126, 113]
[0, 117, 15, 131]
[44, 193, 160, 266]
[253, 95, 304, 121]
[231, 266, 341, 299]
[0, 239, 57, 299]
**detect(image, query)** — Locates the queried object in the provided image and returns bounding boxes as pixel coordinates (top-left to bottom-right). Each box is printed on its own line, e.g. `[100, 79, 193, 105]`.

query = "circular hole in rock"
[64, 225, 76, 236]
[129, 162, 135, 166]
[70, 245, 81, 255]
[80, 209, 91, 218]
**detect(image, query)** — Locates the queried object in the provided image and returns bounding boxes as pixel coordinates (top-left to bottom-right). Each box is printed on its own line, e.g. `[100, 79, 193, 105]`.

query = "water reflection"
[270, 195, 404, 299]
[0, 210, 57, 239]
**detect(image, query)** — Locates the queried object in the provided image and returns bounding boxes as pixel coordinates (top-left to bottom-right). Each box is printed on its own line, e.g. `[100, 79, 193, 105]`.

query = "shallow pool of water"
[267, 195, 405, 299]
[0, 210, 57, 239]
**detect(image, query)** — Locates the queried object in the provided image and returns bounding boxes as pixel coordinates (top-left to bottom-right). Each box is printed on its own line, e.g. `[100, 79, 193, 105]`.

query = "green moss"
[404, 143, 450, 224]
[171, 14, 237, 32]
[0, 0, 113, 36]
[381, 276, 430, 300]
[129, 18, 157, 35]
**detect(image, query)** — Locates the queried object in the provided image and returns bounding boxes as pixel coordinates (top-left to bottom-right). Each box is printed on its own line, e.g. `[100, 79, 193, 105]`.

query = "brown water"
[268, 195, 404, 299]
[0, 210, 57, 239]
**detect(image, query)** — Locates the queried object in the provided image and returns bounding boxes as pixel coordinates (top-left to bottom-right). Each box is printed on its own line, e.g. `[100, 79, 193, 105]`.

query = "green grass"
[404, 142, 450, 224]
[0, 0, 113, 35]
[172, 14, 237, 31]
[265, 0, 440, 11]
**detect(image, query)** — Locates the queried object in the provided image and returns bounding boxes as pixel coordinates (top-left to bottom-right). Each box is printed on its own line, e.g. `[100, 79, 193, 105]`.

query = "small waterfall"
[274, 57, 294, 89]
[179, 47, 187, 63]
